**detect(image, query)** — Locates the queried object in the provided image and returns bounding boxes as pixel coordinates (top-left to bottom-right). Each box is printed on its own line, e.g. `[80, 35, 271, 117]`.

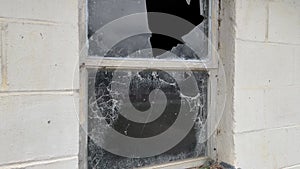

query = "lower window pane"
[87, 68, 209, 169]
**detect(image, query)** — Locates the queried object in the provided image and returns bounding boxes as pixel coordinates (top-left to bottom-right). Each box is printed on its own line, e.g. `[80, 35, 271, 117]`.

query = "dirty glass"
[88, 0, 209, 60]
[87, 0, 210, 168]
[87, 68, 209, 169]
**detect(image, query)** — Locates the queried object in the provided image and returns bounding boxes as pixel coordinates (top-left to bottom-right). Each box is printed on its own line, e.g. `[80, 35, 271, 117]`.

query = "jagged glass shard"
[88, 0, 209, 60]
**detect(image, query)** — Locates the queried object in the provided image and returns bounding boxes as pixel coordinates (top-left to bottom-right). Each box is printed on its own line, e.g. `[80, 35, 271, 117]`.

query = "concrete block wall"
[0, 0, 79, 169]
[1, 0, 299, 169]
[217, 0, 300, 168]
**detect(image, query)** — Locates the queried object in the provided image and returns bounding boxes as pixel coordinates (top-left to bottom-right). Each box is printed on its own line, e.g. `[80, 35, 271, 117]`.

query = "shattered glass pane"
[88, 0, 209, 60]
[87, 0, 211, 168]
[88, 68, 209, 169]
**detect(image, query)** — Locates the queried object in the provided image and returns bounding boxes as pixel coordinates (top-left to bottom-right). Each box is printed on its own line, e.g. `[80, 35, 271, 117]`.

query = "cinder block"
[0, 44, 2, 88]
[268, 0, 300, 44]
[0, 63, 2, 88]
[0, 0, 78, 24]
[234, 88, 265, 133]
[235, 126, 300, 169]
[235, 0, 268, 41]
[235, 85, 300, 133]
[5, 22, 79, 91]
[295, 47, 300, 85]
[0, 94, 79, 165]
[264, 86, 300, 129]
[1, 158, 78, 169]
[235, 40, 294, 88]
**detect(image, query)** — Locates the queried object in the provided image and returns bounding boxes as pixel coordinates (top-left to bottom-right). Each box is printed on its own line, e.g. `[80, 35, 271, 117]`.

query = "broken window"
[88, 0, 210, 60]
[87, 69, 208, 168]
[82, 0, 215, 168]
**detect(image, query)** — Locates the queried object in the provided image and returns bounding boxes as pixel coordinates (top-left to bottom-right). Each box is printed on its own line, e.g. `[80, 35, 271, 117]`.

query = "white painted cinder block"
[264, 86, 300, 129]
[235, 40, 294, 88]
[235, 0, 268, 41]
[0, 0, 78, 24]
[0, 43, 2, 87]
[234, 88, 265, 133]
[268, 0, 300, 44]
[234, 126, 300, 169]
[1, 157, 78, 169]
[295, 47, 300, 85]
[0, 63, 2, 88]
[4, 22, 79, 91]
[0, 94, 79, 165]
[235, 85, 300, 133]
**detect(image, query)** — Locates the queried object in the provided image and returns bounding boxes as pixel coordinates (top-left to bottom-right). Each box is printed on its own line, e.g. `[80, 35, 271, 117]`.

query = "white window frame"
[78, 0, 220, 168]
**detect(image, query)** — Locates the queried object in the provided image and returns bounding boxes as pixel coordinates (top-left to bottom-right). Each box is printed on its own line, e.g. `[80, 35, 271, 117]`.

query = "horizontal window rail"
[81, 57, 217, 70]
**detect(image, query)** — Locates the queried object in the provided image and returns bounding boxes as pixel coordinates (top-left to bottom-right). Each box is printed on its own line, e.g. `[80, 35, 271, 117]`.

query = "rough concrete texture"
[0, 0, 79, 168]
[232, 0, 300, 168]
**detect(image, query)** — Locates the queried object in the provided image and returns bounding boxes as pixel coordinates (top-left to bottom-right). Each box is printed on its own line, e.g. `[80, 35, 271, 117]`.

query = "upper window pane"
[88, 0, 210, 60]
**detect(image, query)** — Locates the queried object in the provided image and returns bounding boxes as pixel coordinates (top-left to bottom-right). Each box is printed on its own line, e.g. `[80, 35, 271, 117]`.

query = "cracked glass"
[86, 0, 210, 168]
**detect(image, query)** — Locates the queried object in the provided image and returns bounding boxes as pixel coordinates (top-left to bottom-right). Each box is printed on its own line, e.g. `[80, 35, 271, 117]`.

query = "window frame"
[78, 0, 220, 168]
